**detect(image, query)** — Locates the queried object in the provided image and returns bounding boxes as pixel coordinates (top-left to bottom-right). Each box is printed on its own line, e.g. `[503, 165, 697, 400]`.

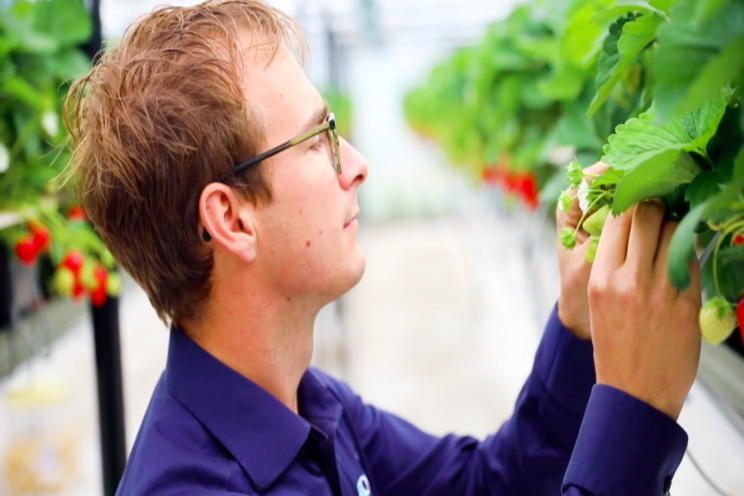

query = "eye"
[310, 135, 326, 151]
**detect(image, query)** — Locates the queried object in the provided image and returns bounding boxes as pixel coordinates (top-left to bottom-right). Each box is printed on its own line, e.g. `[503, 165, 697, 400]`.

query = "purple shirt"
[116, 306, 687, 495]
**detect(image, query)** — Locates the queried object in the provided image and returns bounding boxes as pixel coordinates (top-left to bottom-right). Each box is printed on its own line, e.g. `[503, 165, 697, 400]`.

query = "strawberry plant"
[406, 0, 744, 346]
[0, 0, 120, 308]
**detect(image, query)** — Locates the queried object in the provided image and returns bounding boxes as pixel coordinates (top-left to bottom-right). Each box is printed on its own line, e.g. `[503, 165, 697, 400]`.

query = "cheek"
[258, 172, 344, 288]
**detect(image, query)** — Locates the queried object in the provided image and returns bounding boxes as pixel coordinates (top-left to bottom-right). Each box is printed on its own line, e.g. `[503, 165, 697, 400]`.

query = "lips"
[344, 210, 359, 228]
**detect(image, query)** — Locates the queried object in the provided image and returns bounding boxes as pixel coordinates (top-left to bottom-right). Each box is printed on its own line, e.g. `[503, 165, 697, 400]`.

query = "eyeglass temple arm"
[234, 122, 332, 173]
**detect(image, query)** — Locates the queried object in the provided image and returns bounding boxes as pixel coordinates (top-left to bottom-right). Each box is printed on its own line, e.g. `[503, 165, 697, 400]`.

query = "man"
[64, 1, 701, 495]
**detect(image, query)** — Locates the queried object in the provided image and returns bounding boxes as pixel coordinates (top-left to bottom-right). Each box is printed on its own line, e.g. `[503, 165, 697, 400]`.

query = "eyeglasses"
[234, 112, 342, 174]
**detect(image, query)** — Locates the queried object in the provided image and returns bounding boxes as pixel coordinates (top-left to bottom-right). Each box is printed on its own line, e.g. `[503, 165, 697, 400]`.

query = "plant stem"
[573, 193, 608, 235]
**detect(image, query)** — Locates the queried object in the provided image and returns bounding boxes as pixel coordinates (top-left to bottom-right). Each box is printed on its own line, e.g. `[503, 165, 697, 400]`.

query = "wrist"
[557, 297, 591, 340]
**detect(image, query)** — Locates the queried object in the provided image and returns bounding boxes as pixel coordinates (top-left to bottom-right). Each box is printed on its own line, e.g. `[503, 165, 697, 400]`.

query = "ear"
[199, 183, 257, 264]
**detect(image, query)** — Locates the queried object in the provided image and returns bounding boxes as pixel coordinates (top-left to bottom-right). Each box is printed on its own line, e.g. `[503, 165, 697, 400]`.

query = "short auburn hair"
[64, 0, 307, 325]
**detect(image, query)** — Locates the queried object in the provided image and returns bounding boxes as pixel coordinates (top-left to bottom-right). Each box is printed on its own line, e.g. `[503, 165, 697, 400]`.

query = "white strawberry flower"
[42, 110, 59, 137]
[578, 180, 590, 213]
[0, 142, 9, 174]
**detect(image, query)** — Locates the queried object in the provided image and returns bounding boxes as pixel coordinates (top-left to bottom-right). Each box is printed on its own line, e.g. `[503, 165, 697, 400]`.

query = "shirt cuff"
[534, 304, 596, 413]
[563, 385, 688, 496]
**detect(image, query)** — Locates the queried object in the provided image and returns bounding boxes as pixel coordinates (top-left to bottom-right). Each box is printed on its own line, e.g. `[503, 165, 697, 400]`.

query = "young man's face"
[244, 46, 368, 304]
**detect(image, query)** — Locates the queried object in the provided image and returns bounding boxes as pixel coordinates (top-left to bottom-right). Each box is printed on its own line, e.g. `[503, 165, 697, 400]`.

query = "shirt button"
[663, 476, 672, 494]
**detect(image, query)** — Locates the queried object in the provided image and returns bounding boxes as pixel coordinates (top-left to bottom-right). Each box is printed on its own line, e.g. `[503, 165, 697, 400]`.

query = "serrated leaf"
[612, 149, 700, 213]
[592, 1, 666, 23]
[587, 13, 663, 117]
[602, 96, 727, 170]
[654, 0, 744, 120]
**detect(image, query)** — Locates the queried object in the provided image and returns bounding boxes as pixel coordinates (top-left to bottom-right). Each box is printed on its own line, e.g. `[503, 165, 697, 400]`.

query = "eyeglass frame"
[233, 112, 342, 174]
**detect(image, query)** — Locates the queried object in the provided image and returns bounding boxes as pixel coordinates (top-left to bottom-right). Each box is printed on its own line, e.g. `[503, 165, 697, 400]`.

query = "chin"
[332, 247, 366, 299]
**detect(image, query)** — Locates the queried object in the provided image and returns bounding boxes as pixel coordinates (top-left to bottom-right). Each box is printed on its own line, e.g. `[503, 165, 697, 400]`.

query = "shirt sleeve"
[326, 305, 688, 496]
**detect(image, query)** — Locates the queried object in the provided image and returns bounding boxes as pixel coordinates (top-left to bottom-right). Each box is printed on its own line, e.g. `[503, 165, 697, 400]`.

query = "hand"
[588, 200, 702, 420]
[556, 161, 608, 339]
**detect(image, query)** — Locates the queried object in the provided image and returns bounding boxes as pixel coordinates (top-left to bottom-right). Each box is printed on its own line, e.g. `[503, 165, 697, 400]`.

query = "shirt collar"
[165, 325, 342, 492]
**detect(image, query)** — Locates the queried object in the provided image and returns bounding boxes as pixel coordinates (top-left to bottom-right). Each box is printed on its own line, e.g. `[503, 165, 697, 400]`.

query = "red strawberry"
[94, 265, 108, 287]
[90, 286, 107, 307]
[734, 234, 743, 246]
[62, 250, 84, 275]
[72, 279, 84, 300]
[28, 223, 51, 253]
[68, 205, 86, 221]
[15, 236, 38, 266]
[481, 167, 499, 185]
[515, 172, 538, 210]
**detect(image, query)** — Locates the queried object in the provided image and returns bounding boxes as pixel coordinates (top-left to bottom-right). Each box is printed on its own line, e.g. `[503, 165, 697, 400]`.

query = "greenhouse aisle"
[0, 3, 739, 494]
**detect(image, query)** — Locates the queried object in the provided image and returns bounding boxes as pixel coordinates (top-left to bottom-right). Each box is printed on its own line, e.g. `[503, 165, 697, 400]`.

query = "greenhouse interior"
[0, 0, 743, 494]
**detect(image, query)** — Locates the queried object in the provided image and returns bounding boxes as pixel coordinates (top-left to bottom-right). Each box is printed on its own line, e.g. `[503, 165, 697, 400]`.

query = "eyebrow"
[302, 102, 328, 134]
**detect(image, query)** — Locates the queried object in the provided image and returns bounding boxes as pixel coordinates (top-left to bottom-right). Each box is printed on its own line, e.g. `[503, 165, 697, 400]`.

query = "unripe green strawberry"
[52, 266, 75, 297]
[106, 272, 122, 297]
[583, 205, 610, 237]
[585, 235, 600, 263]
[79, 261, 98, 291]
[699, 297, 737, 346]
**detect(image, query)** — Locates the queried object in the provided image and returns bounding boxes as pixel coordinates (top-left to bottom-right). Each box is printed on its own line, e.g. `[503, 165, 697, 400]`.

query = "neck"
[182, 285, 319, 414]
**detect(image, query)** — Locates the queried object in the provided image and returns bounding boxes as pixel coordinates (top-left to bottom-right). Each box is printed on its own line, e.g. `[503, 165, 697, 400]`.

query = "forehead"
[238, 39, 322, 140]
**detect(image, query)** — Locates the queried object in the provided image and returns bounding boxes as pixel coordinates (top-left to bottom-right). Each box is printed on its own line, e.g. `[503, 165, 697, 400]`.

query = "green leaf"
[1, 75, 47, 110]
[561, 2, 609, 66]
[601, 96, 727, 171]
[649, 0, 678, 14]
[654, 0, 744, 120]
[668, 34, 744, 118]
[33, 0, 92, 47]
[685, 170, 724, 209]
[538, 65, 587, 100]
[667, 145, 744, 288]
[703, 243, 744, 300]
[612, 149, 701, 213]
[592, 1, 667, 23]
[695, 0, 729, 21]
[593, 167, 627, 188]
[587, 13, 663, 117]
[668, 201, 707, 288]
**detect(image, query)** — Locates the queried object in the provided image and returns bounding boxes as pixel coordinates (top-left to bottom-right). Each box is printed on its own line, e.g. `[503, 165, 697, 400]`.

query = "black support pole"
[81, 1, 127, 494]
[91, 296, 127, 496]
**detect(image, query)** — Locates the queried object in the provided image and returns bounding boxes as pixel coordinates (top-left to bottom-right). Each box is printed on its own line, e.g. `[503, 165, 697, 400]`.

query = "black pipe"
[91, 296, 127, 496]
[83, 0, 103, 63]
[81, 1, 128, 494]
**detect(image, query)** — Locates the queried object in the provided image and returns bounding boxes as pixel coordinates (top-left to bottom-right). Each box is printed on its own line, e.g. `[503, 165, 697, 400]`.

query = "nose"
[338, 137, 368, 190]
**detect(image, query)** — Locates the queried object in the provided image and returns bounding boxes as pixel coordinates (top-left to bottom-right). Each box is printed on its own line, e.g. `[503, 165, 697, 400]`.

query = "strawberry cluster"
[481, 167, 539, 210]
[51, 250, 121, 307]
[12, 206, 122, 308]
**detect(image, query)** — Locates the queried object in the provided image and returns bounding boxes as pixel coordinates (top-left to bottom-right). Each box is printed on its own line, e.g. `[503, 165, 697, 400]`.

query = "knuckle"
[587, 278, 606, 303]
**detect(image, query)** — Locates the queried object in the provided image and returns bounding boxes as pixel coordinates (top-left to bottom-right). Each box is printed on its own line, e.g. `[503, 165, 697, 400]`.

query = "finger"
[583, 161, 610, 177]
[626, 200, 666, 274]
[653, 220, 677, 276]
[593, 205, 636, 271]
[679, 252, 702, 305]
